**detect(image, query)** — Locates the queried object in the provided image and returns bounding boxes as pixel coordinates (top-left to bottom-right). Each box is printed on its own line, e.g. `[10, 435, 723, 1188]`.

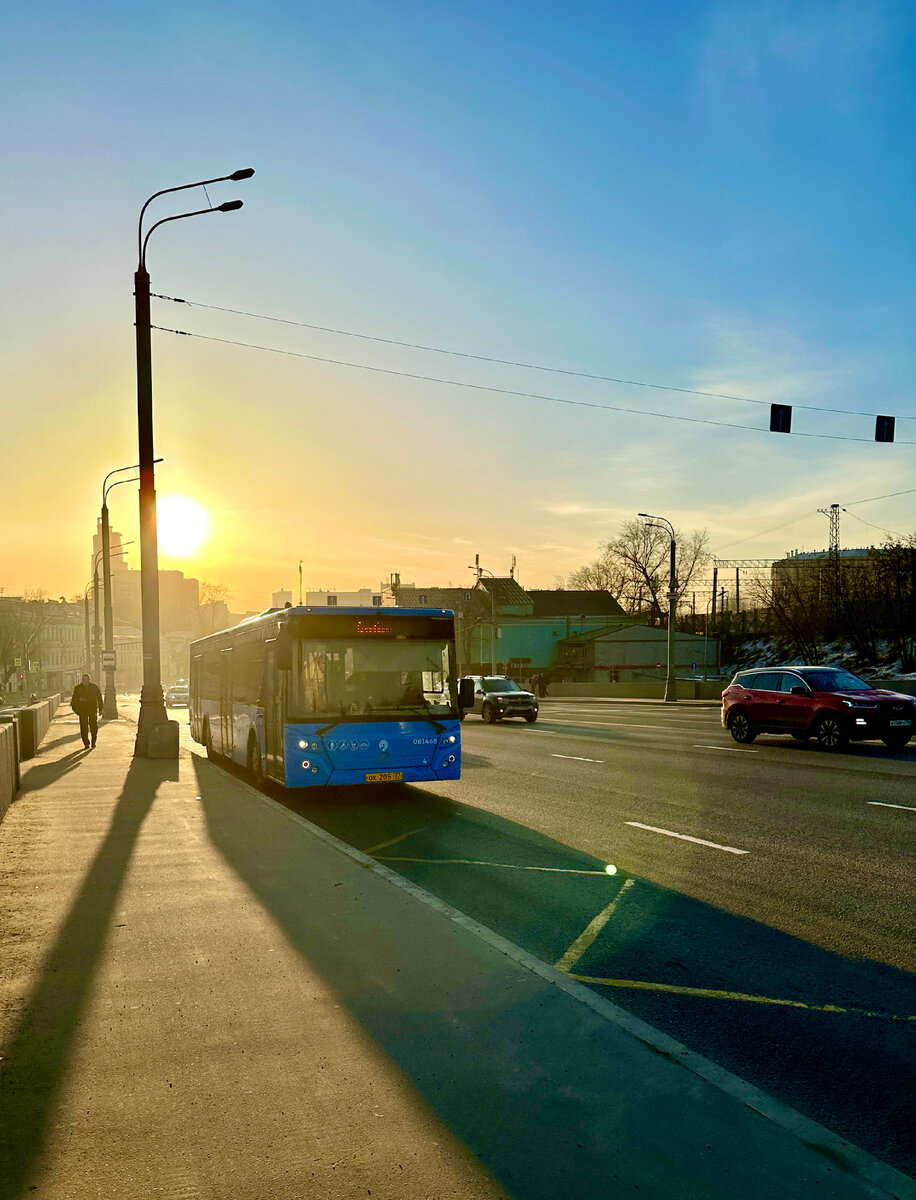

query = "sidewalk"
[0, 709, 911, 1200]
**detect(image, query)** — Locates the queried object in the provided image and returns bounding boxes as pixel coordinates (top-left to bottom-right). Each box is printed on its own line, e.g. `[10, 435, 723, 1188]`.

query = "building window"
[372, 595, 382, 607]
[419, 594, 427, 604]
[327, 596, 337, 606]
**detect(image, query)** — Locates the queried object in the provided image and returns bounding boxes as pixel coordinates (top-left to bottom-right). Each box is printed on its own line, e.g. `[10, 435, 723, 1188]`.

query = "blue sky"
[2, 0, 914, 608]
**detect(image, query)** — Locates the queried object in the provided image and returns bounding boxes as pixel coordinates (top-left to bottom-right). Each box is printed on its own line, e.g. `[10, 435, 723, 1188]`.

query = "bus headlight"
[298, 739, 309, 749]
[301, 759, 311, 769]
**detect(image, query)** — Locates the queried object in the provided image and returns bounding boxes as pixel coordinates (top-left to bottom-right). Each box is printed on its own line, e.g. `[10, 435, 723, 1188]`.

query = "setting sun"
[157, 496, 210, 558]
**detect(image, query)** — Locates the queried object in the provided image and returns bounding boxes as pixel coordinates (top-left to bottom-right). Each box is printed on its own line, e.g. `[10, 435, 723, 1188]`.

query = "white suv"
[461, 676, 538, 724]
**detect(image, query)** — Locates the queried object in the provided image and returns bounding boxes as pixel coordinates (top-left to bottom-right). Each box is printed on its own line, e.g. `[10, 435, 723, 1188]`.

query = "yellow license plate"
[365, 771, 403, 783]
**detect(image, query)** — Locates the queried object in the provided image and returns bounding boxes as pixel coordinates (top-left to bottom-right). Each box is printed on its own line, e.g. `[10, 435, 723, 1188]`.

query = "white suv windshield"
[483, 678, 522, 693]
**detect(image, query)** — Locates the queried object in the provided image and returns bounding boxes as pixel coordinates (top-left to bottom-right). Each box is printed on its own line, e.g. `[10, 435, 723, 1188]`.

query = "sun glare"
[157, 496, 210, 558]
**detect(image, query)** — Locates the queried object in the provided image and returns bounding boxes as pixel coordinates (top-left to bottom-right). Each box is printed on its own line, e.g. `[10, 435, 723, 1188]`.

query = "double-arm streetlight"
[101, 464, 160, 718]
[638, 513, 678, 702]
[134, 167, 254, 756]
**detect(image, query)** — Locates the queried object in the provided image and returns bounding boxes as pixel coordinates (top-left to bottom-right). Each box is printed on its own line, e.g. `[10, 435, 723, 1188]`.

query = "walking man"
[71, 673, 103, 750]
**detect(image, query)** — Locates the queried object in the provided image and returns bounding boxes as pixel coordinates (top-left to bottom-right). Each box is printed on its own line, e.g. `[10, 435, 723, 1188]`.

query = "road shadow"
[19, 749, 88, 792]
[193, 757, 634, 1200]
[36, 731, 85, 754]
[0, 759, 170, 1200]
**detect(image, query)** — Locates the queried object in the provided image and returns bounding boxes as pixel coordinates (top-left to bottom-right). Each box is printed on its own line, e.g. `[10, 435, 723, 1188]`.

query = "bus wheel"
[247, 736, 263, 784]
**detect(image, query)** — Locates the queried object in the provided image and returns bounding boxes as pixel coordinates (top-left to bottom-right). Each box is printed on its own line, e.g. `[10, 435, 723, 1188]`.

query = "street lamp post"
[638, 513, 678, 702]
[92, 543, 133, 688]
[469, 560, 498, 674]
[101, 465, 159, 718]
[134, 167, 253, 757]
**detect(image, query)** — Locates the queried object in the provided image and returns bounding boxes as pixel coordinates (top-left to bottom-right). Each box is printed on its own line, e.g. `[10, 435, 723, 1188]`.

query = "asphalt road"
[156, 695, 916, 1176]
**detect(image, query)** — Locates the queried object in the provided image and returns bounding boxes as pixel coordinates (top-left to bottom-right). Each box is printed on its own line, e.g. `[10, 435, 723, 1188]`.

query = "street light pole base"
[102, 672, 119, 720]
[134, 685, 176, 757]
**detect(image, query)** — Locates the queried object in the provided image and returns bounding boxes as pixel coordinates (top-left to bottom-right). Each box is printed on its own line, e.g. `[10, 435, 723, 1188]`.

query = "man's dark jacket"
[70, 682, 103, 716]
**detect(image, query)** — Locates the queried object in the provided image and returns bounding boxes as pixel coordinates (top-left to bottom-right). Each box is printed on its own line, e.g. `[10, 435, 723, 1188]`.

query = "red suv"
[721, 666, 915, 752]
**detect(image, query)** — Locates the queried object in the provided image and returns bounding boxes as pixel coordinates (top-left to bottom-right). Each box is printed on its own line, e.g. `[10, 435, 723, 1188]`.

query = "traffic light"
[770, 404, 792, 433]
[875, 415, 895, 443]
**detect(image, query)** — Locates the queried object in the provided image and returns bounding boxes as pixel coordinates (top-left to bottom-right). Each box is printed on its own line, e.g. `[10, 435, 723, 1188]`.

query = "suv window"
[780, 672, 809, 694]
[739, 671, 778, 691]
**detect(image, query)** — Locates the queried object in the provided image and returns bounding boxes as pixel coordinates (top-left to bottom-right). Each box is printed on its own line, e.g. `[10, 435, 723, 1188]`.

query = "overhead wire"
[150, 324, 915, 446]
[151, 292, 914, 423]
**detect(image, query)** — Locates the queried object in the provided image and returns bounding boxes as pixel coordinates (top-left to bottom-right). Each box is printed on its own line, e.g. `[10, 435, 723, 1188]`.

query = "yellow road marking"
[553, 878, 636, 972]
[364, 827, 427, 854]
[565, 974, 915, 1022]
[376, 856, 610, 875]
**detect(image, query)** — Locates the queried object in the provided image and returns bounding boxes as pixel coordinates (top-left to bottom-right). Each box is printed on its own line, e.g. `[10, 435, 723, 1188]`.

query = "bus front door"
[220, 647, 233, 757]
[264, 645, 288, 781]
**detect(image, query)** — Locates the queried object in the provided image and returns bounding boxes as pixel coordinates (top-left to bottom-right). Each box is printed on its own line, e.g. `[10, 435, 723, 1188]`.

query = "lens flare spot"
[605, 864, 617, 875]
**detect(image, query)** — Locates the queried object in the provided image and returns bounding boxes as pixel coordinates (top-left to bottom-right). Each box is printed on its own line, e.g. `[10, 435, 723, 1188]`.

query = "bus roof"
[191, 605, 456, 649]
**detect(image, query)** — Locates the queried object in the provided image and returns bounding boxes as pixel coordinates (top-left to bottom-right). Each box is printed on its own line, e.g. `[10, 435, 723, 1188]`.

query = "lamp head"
[229, 168, 255, 180]
[217, 199, 244, 212]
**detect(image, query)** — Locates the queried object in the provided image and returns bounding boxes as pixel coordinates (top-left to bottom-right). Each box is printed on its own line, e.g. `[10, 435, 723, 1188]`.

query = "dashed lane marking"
[376, 856, 611, 875]
[868, 801, 916, 812]
[564, 974, 916, 1023]
[553, 879, 636, 973]
[551, 753, 603, 763]
[693, 744, 759, 754]
[625, 821, 749, 855]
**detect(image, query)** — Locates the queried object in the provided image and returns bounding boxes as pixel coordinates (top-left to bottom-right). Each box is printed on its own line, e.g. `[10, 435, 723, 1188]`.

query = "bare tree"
[567, 521, 710, 621]
[0, 593, 51, 694]
[198, 581, 232, 636]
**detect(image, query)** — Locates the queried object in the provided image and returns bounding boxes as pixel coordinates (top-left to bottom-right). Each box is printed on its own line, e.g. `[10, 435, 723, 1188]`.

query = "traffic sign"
[102, 651, 117, 670]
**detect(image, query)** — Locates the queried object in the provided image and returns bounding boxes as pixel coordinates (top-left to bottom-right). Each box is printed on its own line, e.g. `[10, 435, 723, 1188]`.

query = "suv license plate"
[366, 771, 403, 782]
[889, 719, 910, 728]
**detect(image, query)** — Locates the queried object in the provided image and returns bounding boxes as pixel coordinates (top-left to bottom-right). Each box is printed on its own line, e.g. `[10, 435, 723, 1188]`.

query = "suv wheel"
[727, 711, 756, 744]
[482, 701, 498, 724]
[815, 713, 848, 752]
[524, 711, 538, 723]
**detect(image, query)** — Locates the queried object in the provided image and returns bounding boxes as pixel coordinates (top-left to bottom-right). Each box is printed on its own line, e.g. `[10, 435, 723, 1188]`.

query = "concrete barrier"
[551, 680, 726, 701]
[0, 720, 19, 823]
[0, 696, 59, 761]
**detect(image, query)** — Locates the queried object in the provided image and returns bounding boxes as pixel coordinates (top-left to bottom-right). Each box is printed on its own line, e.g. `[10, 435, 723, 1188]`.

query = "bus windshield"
[290, 638, 455, 720]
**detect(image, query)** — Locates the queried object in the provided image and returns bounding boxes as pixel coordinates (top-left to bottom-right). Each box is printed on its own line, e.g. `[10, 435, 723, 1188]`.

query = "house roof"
[392, 586, 477, 614]
[476, 577, 531, 607]
[527, 589, 627, 618]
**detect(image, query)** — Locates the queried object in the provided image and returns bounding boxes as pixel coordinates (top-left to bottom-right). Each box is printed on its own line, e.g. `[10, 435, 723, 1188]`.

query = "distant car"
[721, 666, 916, 751]
[165, 684, 190, 707]
[461, 675, 538, 724]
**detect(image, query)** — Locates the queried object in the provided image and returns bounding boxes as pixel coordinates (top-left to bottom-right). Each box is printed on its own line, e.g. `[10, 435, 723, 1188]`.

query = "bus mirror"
[458, 678, 475, 709]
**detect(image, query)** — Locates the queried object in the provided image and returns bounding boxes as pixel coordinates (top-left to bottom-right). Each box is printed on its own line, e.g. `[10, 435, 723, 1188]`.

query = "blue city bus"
[189, 606, 471, 787]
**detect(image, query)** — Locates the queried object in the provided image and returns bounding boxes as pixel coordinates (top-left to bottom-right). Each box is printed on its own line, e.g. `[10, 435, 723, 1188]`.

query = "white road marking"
[625, 822, 749, 855]
[554, 878, 636, 972]
[551, 753, 603, 763]
[868, 801, 916, 812]
[376, 857, 610, 875]
[693, 744, 759, 754]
